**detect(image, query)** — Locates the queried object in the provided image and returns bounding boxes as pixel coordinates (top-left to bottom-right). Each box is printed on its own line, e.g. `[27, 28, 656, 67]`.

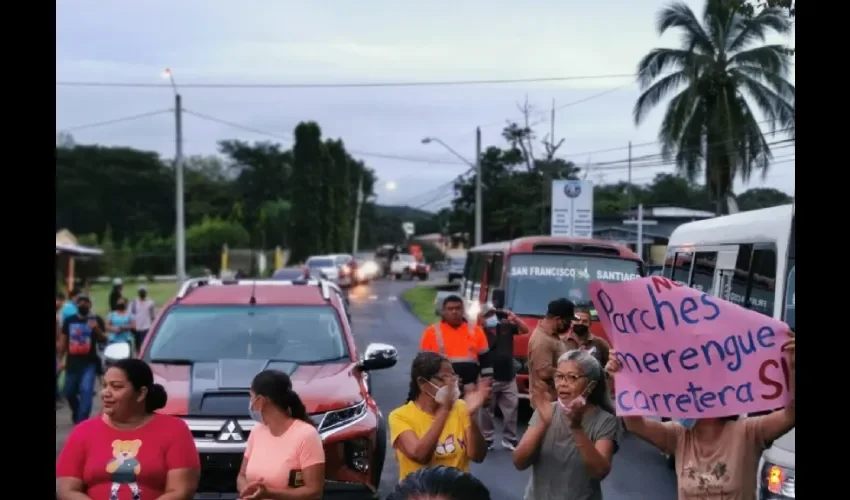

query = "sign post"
[550, 179, 594, 238]
[401, 222, 415, 241]
[623, 204, 657, 260]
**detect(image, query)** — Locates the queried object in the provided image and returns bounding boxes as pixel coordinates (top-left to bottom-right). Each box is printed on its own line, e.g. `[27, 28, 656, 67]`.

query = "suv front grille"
[198, 452, 242, 493]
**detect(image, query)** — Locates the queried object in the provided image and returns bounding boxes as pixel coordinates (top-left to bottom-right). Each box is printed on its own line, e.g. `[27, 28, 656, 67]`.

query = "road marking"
[368, 295, 378, 301]
[388, 296, 398, 302]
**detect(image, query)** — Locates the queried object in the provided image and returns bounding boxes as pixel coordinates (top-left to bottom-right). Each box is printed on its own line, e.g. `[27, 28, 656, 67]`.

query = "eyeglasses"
[554, 373, 587, 384]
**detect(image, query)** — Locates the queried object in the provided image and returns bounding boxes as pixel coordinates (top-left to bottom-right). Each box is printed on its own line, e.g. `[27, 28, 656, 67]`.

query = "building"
[592, 206, 715, 264]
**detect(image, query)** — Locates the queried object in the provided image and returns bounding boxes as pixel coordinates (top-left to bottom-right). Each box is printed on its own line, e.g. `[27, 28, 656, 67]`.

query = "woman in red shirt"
[56, 358, 200, 500]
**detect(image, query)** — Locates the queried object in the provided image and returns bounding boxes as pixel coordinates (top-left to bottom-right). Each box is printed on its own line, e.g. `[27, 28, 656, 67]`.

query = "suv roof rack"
[176, 277, 332, 301]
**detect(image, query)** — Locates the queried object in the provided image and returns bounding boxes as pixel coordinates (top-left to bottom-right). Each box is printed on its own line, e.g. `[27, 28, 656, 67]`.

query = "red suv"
[137, 278, 398, 499]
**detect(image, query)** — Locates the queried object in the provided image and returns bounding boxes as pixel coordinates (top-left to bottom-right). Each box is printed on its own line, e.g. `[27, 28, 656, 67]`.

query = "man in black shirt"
[478, 304, 529, 451]
[58, 295, 106, 424]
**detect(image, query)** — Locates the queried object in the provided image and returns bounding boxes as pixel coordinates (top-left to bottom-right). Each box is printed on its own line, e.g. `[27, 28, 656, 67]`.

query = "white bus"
[663, 203, 794, 325]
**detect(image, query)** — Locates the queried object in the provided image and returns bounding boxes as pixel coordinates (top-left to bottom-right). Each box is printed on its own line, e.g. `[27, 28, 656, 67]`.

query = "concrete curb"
[398, 290, 425, 325]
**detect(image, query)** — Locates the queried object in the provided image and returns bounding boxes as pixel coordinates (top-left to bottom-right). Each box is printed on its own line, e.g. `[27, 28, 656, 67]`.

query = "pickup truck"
[390, 253, 429, 280]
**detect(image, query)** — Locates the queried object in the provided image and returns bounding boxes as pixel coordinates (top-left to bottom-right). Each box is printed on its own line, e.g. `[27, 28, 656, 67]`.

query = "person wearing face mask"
[56, 358, 200, 500]
[563, 307, 610, 368]
[58, 295, 107, 424]
[237, 370, 325, 500]
[513, 350, 619, 500]
[477, 304, 528, 451]
[605, 331, 796, 500]
[107, 298, 137, 351]
[527, 298, 575, 404]
[389, 352, 490, 482]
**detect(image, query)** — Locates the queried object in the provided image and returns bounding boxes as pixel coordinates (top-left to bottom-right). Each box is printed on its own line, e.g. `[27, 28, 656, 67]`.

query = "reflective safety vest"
[432, 322, 493, 377]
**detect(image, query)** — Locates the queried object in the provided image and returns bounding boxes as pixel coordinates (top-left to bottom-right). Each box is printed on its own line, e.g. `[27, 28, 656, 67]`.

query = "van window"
[490, 252, 504, 287]
[670, 252, 693, 284]
[691, 252, 716, 293]
[662, 249, 675, 279]
[729, 244, 753, 309]
[784, 265, 795, 330]
[746, 247, 776, 317]
[461, 253, 477, 299]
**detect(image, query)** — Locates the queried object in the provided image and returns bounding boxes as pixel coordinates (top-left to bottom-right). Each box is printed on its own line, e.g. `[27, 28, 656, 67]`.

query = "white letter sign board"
[550, 179, 594, 238]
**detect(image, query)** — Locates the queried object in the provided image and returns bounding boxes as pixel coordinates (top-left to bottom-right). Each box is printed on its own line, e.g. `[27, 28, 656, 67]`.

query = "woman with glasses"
[388, 351, 491, 482]
[513, 350, 619, 500]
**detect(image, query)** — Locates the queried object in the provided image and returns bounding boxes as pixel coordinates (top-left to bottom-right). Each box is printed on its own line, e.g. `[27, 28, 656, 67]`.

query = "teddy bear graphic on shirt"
[106, 439, 143, 500]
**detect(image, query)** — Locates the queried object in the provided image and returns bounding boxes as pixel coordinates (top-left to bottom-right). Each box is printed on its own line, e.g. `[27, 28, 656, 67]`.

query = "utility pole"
[626, 141, 633, 216]
[474, 126, 482, 246]
[174, 93, 186, 284]
[623, 204, 657, 261]
[352, 174, 364, 254]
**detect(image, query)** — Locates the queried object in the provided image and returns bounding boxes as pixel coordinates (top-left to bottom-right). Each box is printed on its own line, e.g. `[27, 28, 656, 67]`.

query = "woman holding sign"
[512, 349, 619, 500]
[605, 332, 795, 500]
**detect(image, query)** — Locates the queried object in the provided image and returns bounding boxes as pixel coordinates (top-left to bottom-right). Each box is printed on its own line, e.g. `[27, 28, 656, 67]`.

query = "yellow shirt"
[388, 399, 472, 482]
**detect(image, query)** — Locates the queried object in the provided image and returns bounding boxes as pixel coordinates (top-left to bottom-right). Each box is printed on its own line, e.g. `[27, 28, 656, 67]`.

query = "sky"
[56, 0, 796, 210]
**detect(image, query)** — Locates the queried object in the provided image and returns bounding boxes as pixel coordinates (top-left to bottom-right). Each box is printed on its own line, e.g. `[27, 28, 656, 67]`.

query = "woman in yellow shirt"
[388, 352, 490, 482]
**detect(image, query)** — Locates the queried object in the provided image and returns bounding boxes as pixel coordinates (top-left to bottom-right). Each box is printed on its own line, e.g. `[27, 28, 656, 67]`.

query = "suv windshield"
[506, 253, 642, 316]
[306, 258, 334, 268]
[145, 305, 348, 363]
[400, 255, 415, 262]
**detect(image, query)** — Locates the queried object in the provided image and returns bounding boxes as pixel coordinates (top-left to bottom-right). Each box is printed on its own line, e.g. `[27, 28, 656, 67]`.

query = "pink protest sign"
[590, 276, 791, 419]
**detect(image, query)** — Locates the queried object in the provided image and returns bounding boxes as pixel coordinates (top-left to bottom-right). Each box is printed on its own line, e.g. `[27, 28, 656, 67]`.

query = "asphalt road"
[55, 273, 678, 499]
[348, 274, 679, 500]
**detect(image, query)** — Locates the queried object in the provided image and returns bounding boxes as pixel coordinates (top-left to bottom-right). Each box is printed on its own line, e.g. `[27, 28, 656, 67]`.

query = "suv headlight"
[760, 461, 795, 499]
[311, 400, 368, 436]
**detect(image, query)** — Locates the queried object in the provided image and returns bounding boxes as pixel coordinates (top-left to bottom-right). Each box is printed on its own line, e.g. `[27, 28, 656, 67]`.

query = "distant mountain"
[373, 204, 436, 220]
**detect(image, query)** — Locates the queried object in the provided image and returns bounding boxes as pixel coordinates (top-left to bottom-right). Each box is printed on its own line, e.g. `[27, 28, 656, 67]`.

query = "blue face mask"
[249, 397, 264, 423]
[485, 316, 499, 328]
[677, 418, 696, 429]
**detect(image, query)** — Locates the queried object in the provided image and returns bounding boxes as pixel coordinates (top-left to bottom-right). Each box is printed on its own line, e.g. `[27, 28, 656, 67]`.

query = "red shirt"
[56, 414, 200, 499]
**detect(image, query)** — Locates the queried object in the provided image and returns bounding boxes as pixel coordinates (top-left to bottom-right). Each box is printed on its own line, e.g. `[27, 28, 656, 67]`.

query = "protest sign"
[590, 276, 791, 419]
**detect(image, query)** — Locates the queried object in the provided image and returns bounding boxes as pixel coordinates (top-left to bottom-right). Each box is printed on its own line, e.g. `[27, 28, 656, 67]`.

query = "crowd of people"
[56, 284, 795, 500]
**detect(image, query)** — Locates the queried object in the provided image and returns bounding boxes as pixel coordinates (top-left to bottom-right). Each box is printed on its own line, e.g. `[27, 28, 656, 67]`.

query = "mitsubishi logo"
[216, 420, 244, 442]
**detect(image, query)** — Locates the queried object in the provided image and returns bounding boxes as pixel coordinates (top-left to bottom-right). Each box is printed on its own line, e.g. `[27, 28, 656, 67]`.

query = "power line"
[60, 109, 172, 132]
[183, 109, 469, 166]
[56, 73, 639, 90]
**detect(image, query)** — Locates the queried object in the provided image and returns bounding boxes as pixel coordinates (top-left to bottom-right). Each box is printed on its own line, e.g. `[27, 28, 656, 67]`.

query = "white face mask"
[485, 316, 499, 328]
[429, 381, 460, 405]
[249, 397, 264, 424]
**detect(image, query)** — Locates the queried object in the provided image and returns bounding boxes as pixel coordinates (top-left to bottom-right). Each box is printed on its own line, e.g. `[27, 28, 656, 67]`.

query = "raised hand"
[530, 381, 554, 425]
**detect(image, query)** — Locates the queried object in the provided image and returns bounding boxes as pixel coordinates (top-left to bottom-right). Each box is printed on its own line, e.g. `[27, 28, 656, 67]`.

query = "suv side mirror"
[360, 342, 398, 371]
[491, 288, 506, 309]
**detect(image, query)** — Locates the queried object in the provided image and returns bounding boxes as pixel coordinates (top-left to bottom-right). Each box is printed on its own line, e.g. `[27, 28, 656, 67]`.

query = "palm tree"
[633, 0, 794, 215]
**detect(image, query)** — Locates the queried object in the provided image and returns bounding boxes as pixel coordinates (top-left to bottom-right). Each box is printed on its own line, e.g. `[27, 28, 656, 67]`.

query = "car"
[757, 428, 795, 499]
[305, 255, 353, 287]
[271, 267, 311, 280]
[389, 254, 429, 280]
[135, 277, 398, 499]
[447, 257, 466, 282]
[355, 260, 380, 283]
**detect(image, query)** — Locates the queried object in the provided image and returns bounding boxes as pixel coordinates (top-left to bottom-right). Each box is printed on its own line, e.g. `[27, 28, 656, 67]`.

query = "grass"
[88, 281, 178, 314]
[401, 286, 439, 325]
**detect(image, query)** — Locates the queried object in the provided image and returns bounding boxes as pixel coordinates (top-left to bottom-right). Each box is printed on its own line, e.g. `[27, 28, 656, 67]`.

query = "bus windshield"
[505, 253, 642, 316]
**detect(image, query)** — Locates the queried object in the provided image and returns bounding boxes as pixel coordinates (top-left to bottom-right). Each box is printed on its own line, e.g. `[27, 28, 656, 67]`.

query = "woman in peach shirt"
[237, 370, 325, 500]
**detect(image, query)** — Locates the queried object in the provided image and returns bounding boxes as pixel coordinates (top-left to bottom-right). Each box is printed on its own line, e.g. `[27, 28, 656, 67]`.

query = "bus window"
[505, 254, 641, 316]
[691, 252, 716, 293]
[784, 265, 795, 330]
[487, 252, 504, 301]
[670, 252, 693, 284]
[461, 253, 476, 300]
[746, 247, 776, 317]
[661, 249, 675, 279]
[469, 252, 486, 300]
[729, 244, 753, 309]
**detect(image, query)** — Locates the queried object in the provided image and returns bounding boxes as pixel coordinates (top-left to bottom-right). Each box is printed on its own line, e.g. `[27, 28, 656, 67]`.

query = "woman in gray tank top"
[512, 350, 620, 500]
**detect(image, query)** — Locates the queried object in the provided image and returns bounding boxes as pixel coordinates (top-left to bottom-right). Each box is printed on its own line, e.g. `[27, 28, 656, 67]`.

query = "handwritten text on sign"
[589, 276, 791, 418]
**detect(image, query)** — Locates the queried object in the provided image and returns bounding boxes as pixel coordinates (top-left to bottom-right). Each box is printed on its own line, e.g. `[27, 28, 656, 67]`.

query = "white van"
[664, 203, 795, 498]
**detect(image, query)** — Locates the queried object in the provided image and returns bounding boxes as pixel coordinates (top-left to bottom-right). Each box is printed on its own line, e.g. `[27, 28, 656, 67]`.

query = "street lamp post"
[163, 68, 186, 284]
[421, 128, 482, 246]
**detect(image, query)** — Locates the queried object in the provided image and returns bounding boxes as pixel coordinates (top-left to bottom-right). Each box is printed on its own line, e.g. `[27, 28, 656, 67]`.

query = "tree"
[736, 187, 792, 211]
[633, 0, 795, 215]
[290, 122, 327, 262]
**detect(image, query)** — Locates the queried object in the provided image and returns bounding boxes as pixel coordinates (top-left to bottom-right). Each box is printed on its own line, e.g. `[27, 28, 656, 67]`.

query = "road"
[348, 275, 678, 499]
[55, 273, 678, 499]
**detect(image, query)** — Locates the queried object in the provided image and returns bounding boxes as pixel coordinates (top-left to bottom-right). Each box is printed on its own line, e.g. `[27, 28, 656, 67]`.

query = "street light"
[162, 68, 186, 284]
[421, 129, 482, 246]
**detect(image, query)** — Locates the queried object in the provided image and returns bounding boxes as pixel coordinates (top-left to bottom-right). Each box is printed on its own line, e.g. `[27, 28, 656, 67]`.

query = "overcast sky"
[56, 0, 795, 209]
